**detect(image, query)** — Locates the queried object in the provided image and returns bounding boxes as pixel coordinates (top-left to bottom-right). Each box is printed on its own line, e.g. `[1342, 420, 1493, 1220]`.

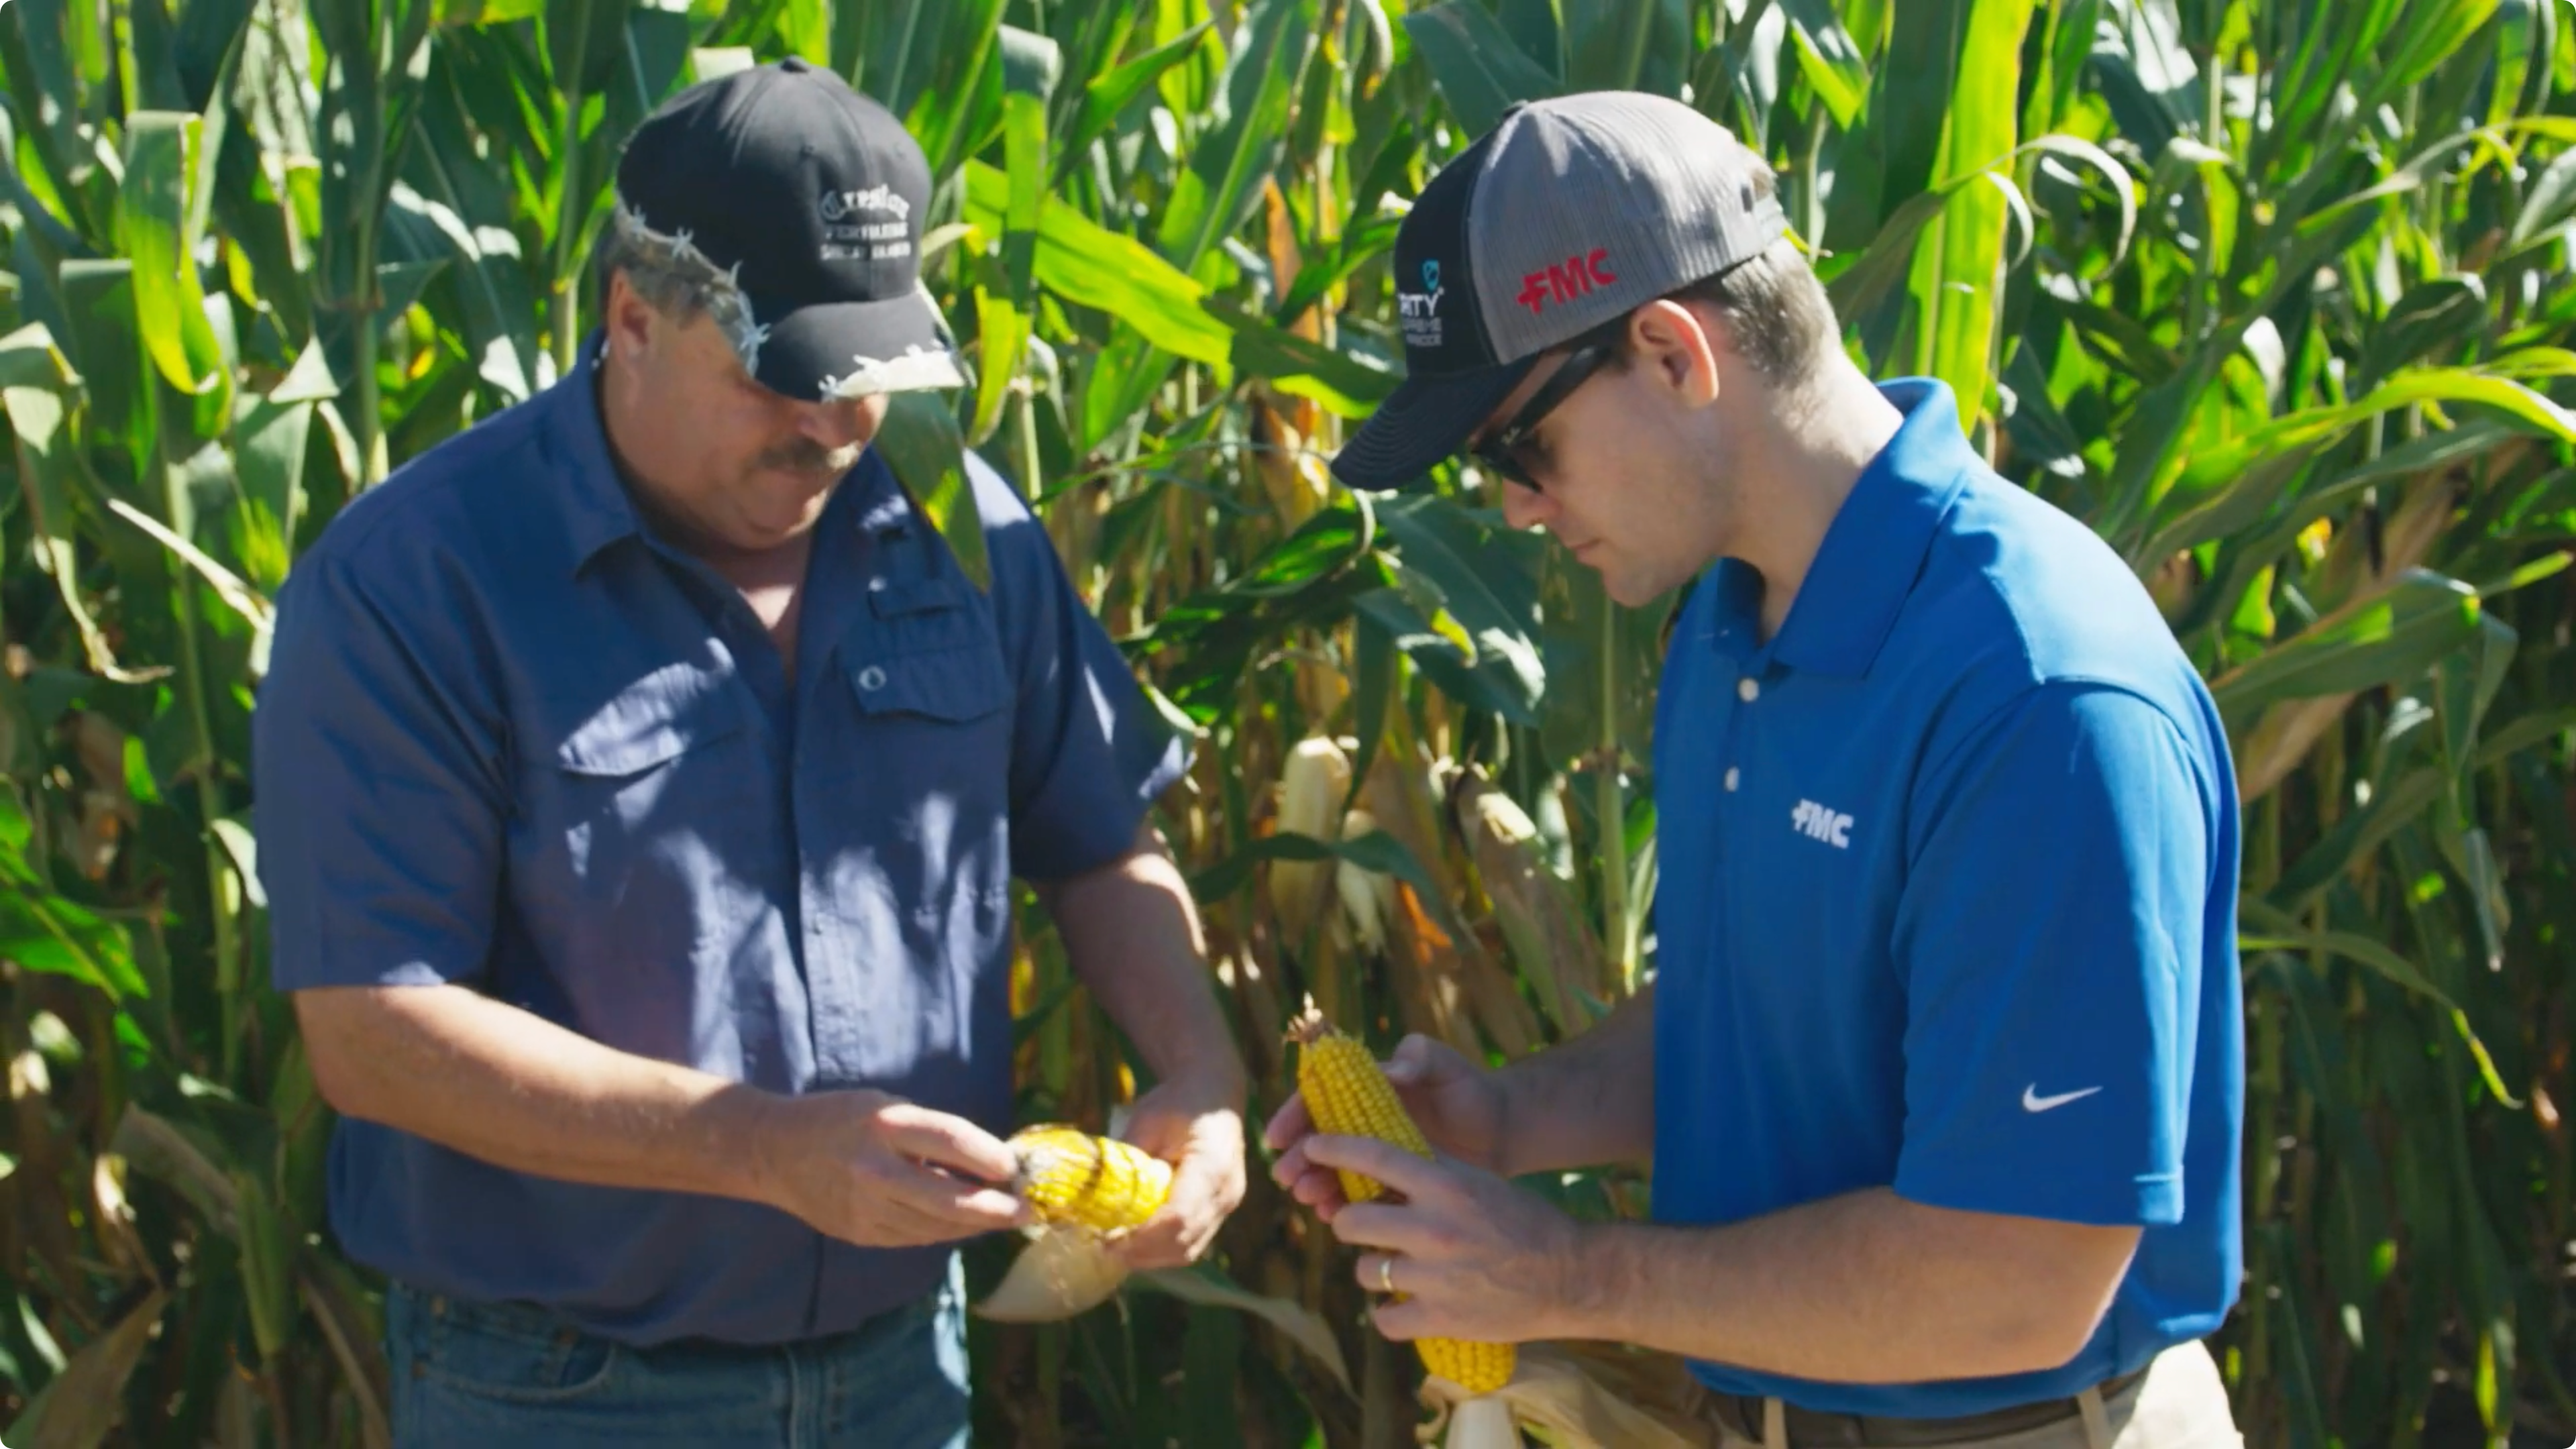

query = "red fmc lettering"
[1516, 248, 1618, 313]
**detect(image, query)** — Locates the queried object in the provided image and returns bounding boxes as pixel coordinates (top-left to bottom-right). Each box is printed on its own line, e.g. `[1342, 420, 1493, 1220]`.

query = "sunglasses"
[1466, 339, 1617, 492]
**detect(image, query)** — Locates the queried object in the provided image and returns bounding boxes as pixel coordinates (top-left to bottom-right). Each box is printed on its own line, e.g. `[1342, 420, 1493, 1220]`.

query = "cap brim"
[1328, 358, 1538, 492]
[753, 288, 966, 401]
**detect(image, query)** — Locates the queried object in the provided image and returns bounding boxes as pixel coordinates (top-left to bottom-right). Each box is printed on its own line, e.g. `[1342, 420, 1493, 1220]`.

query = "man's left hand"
[1303, 1134, 1593, 1345]
[1114, 1073, 1247, 1269]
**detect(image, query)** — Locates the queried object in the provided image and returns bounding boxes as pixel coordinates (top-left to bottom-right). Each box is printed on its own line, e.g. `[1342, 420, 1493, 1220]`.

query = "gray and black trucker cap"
[1331, 91, 1790, 491]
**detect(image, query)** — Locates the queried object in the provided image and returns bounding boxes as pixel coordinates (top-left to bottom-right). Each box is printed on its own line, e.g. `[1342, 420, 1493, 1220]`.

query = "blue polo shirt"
[252, 337, 1186, 1346]
[1650, 380, 2243, 1417]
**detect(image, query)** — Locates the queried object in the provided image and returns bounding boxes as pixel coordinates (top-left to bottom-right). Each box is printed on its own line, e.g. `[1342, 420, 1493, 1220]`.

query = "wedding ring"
[1378, 1256, 1397, 1295]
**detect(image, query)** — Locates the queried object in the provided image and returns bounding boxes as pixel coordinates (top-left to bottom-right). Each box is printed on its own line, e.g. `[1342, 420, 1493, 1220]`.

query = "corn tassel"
[1287, 1004, 1515, 1395]
[1008, 1126, 1172, 1236]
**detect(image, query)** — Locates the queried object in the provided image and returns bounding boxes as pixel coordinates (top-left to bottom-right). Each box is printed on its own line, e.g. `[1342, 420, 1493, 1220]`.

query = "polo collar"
[1762, 378, 1978, 679]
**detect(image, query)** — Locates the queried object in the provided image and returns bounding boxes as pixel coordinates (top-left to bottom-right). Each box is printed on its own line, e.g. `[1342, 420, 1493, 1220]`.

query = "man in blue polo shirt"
[254, 62, 1245, 1446]
[1269, 93, 2243, 1447]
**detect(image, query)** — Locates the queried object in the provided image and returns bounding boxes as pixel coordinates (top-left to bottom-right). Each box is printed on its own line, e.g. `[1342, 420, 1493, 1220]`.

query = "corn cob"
[1287, 1004, 1515, 1395]
[1270, 737, 1353, 934]
[1007, 1126, 1172, 1236]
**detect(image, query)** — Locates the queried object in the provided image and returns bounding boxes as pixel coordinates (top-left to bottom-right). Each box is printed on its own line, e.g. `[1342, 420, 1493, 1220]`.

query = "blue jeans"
[384, 1261, 969, 1448]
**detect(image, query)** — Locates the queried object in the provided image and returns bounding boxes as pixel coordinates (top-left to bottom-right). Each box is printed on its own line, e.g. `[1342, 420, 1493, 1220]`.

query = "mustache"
[753, 439, 866, 476]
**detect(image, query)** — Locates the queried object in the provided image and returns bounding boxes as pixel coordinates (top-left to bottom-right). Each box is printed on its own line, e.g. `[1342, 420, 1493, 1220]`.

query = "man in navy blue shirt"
[254, 62, 1244, 1446]
[1269, 93, 2243, 1448]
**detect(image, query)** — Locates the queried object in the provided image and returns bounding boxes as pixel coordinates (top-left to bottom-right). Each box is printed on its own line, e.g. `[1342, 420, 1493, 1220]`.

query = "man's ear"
[602, 270, 656, 362]
[1625, 298, 1723, 408]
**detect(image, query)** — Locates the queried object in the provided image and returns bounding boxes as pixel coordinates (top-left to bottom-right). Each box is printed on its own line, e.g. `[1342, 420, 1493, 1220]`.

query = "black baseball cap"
[1332, 93, 1789, 491]
[614, 58, 965, 402]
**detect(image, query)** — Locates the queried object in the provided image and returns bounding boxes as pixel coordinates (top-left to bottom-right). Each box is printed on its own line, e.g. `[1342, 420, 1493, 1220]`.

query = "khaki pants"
[1698, 1340, 2244, 1449]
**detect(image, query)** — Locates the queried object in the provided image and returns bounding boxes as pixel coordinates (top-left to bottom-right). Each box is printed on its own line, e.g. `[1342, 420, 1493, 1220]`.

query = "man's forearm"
[1042, 825, 1243, 1091]
[1492, 985, 1656, 1176]
[1558, 1188, 2137, 1382]
[296, 985, 776, 1202]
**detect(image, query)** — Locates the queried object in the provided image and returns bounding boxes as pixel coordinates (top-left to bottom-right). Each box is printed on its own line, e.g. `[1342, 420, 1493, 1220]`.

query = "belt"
[1699, 1365, 2149, 1448]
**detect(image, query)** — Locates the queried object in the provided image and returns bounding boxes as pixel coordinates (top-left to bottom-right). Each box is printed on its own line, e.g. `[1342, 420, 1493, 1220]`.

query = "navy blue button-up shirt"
[253, 338, 1187, 1346]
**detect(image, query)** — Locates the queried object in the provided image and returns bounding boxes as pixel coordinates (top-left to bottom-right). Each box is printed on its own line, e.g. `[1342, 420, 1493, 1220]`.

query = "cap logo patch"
[1397, 257, 1448, 350]
[819, 184, 910, 223]
[1515, 248, 1617, 314]
[818, 184, 915, 262]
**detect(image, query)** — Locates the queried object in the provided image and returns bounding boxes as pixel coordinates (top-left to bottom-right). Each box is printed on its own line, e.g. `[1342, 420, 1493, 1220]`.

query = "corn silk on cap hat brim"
[1334, 91, 1788, 492]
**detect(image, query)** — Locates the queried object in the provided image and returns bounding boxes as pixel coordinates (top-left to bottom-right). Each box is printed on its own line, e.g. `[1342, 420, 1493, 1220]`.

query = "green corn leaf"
[1561, 0, 1690, 95]
[874, 391, 991, 592]
[1155, 0, 1315, 274]
[1351, 584, 1537, 724]
[2143, 369, 2576, 561]
[1186, 826, 1437, 905]
[2355, 276, 2490, 386]
[964, 161, 1230, 360]
[1778, 0, 1871, 125]
[2240, 902, 2519, 1106]
[544, 0, 633, 98]
[3, 1287, 169, 1449]
[1057, 21, 1216, 172]
[1401, 0, 1562, 135]
[1909, 0, 2036, 433]
[2210, 571, 2485, 720]
[119, 111, 232, 433]
[1373, 494, 1547, 712]
[970, 285, 1029, 447]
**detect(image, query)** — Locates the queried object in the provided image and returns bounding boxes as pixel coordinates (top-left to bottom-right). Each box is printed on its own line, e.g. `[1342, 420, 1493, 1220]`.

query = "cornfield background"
[2, 0, 2574, 1443]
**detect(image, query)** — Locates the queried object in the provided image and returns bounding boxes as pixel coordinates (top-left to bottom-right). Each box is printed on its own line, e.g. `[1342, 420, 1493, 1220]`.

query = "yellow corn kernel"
[1008, 1126, 1172, 1236]
[1289, 1004, 1430, 1205]
[1286, 1002, 1515, 1395]
[1417, 1336, 1517, 1396]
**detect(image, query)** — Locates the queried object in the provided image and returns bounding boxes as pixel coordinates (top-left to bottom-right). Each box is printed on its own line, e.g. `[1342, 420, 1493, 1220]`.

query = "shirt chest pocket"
[538, 663, 763, 900]
[847, 575, 1013, 729]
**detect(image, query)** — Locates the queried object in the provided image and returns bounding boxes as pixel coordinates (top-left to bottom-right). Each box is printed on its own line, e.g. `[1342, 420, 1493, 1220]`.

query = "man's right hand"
[1263, 1034, 1509, 1221]
[753, 1089, 1034, 1247]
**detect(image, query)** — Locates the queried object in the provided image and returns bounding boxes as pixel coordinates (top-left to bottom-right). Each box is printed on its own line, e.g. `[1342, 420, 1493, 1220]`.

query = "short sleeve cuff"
[1896, 1157, 2184, 1228]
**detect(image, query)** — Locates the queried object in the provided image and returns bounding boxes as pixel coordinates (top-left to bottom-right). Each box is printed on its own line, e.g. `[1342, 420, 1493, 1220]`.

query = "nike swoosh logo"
[2022, 1084, 2104, 1113]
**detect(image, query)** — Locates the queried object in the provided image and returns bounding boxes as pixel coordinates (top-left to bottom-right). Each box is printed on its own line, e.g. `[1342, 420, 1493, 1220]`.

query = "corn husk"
[1454, 773, 1607, 1037]
[1365, 751, 1538, 1057]
[1269, 735, 1352, 935]
[1332, 807, 1401, 954]
[1414, 1341, 1710, 1449]
[975, 1224, 1132, 1322]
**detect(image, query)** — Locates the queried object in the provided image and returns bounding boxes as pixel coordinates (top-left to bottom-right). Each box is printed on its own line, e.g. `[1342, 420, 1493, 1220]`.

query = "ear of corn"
[1287, 1004, 1516, 1396]
[1419, 1340, 1520, 1402]
[1269, 736, 1353, 934]
[1008, 1126, 1173, 1236]
[1332, 807, 1399, 955]
[1456, 773, 1604, 1036]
